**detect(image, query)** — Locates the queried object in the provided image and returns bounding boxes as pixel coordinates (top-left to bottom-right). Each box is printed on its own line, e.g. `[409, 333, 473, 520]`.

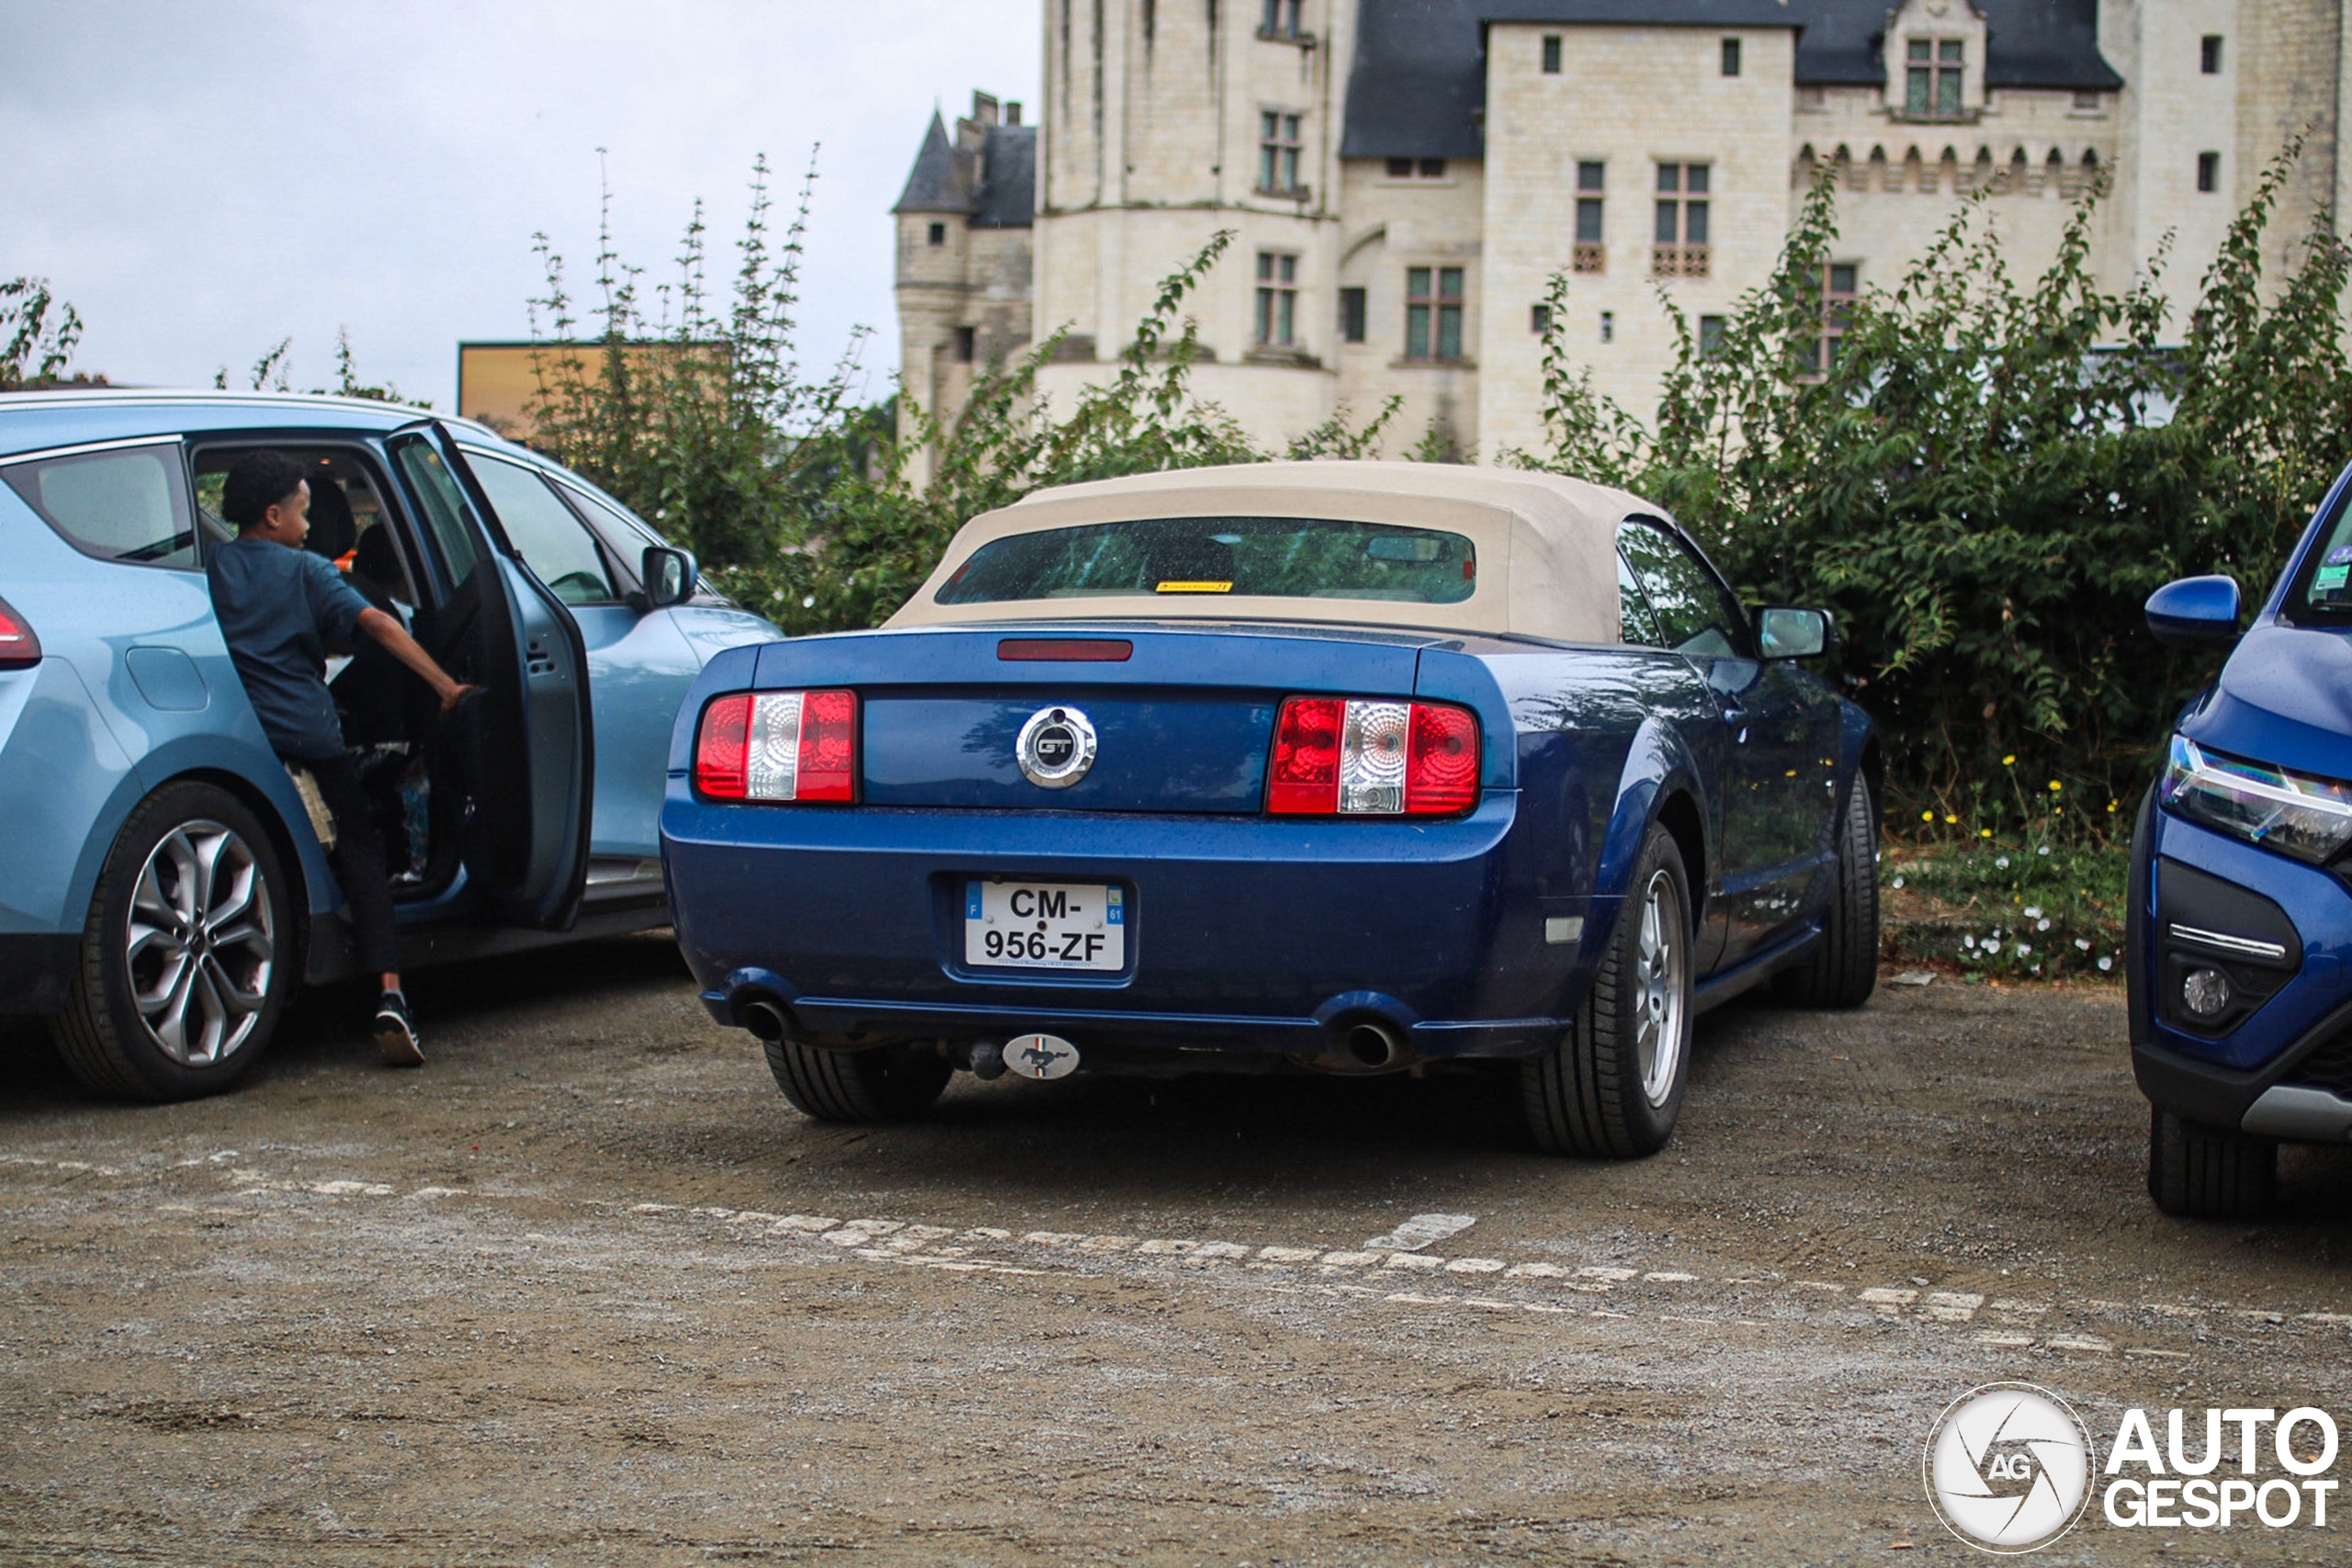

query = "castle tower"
[891, 92, 1038, 488]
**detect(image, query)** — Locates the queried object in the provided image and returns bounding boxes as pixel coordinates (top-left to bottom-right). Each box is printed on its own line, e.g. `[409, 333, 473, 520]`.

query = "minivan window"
[2, 442, 197, 570]
[937, 515, 1478, 605]
[390, 439, 482, 582]
[468, 453, 618, 604]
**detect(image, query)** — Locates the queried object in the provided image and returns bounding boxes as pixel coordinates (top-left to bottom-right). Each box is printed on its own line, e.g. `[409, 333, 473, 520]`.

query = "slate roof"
[892, 113, 972, 214]
[973, 125, 1037, 228]
[1340, 0, 2123, 160]
[892, 112, 1036, 226]
[1789, 0, 2121, 88]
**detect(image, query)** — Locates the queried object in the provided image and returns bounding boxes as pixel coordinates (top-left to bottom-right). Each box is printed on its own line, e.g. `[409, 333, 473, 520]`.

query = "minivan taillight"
[0, 595, 40, 671]
[693, 690, 856, 802]
[1267, 695, 1480, 816]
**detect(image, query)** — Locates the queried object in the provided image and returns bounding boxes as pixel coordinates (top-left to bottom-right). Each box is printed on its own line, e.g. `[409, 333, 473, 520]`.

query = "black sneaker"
[374, 991, 424, 1067]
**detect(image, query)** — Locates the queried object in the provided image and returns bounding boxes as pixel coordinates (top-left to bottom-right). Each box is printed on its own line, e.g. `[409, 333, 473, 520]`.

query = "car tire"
[1522, 824, 1693, 1158]
[763, 1037, 953, 1122]
[1774, 772, 1879, 1009]
[50, 782, 293, 1101]
[2148, 1106, 2276, 1218]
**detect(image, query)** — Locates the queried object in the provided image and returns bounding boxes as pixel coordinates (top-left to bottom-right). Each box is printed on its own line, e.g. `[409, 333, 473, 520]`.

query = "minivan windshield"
[934, 515, 1477, 605]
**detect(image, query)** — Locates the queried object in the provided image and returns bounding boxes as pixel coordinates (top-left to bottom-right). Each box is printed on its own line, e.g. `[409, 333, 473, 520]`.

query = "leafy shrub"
[1514, 143, 2352, 825]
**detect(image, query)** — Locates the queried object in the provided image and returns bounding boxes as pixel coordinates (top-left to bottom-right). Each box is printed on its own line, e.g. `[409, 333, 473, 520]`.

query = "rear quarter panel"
[1460, 640, 1722, 971]
[0, 468, 336, 937]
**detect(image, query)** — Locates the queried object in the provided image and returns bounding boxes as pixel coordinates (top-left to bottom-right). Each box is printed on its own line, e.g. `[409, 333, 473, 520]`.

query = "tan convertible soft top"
[885, 460, 1665, 644]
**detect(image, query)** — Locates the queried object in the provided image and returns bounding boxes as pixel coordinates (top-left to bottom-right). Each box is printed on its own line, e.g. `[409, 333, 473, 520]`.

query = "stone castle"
[894, 1, 2350, 472]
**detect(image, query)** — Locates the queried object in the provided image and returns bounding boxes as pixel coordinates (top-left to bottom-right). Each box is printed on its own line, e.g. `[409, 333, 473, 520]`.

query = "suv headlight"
[2161, 735, 2352, 863]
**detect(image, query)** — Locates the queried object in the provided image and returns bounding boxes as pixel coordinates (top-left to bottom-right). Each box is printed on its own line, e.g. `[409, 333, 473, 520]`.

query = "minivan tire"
[51, 781, 294, 1101]
[763, 1037, 953, 1122]
[1774, 772, 1879, 1009]
[2148, 1106, 2276, 1218]
[1522, 824, 1692, 1158]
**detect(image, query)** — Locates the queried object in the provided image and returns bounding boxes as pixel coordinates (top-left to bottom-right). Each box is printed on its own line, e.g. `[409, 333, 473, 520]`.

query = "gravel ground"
[4, 939, 2351, 1565]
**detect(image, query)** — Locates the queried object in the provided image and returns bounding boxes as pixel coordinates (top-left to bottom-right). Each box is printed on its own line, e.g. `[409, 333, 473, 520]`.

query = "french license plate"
[964, 879, 1125, 971]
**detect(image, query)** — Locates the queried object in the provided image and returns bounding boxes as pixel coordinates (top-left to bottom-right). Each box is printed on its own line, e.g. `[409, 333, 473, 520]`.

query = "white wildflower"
[2098, 955, 2115, 972]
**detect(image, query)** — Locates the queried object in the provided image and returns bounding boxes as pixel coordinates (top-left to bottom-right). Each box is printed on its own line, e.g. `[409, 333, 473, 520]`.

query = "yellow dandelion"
[2002, 754, 2016, 766]
[1980, 829, 1994, 839]
[2107, 799, 2119, 813]
[1944, 814, 1959, 825]
[1921, 809, 1934, 822]
[2048, 780, 2063, 793]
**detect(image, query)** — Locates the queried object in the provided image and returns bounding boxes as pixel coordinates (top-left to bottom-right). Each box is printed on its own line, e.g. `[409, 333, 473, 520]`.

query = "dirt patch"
[3, 936, 2350, 1564]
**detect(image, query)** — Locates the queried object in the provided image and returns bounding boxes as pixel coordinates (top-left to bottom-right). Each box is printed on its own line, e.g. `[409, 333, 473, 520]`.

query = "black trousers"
[290, 752, 401, 977]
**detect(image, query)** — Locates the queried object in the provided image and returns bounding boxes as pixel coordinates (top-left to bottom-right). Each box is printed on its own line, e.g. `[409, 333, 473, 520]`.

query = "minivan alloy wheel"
[124, 819, 276, 1066]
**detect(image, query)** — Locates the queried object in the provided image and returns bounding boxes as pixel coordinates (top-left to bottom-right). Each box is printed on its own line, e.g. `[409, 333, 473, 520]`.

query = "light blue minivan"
[0, 390, 776, 1099]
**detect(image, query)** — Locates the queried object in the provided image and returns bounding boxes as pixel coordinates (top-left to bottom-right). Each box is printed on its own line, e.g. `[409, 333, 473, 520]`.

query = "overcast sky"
[0, 0, 1039, 406]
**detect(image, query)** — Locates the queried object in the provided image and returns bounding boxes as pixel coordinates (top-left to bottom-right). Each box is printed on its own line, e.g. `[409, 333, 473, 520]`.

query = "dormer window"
[1905, 39, 1963, 118]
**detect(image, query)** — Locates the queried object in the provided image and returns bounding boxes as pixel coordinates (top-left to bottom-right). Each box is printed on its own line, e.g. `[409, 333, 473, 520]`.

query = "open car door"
[385, 421, 594, 931]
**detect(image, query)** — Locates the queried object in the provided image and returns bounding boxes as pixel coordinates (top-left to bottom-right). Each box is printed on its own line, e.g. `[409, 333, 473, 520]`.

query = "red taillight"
[693, 689, 856, 803]
[796, 689, 855, 802]
[1268, 695, 1479, 817]
[0, 595, 40, 671]
[1407, 701, 1480, 814]
[694, 694, 752, 800]
[1269, 696, 1343, 814]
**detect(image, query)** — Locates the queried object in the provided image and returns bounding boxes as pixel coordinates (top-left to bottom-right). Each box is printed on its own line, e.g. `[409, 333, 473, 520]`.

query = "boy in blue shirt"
[207, 451, 475, 1066]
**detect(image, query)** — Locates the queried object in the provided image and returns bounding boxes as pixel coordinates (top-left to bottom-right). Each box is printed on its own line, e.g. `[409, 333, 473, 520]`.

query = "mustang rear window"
[935, 515, 1477, 605]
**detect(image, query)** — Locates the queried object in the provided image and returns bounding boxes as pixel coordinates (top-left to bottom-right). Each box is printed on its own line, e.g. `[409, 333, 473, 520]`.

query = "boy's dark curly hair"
[221, 450, 310, 528]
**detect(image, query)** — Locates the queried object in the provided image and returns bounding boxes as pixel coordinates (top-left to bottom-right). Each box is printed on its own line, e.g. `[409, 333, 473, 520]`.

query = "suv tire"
[1775, 772, 1879, 1009]
[1522, 824, 1692, 1158]
[763, 1037, 952, 1122]
[51, 782, 293, 1100]
[2148, 1106, 2276, 1217]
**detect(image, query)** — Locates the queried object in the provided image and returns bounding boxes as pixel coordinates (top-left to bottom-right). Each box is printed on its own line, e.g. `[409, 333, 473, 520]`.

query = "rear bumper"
[0, 933, 77, 1015]
[662, 788, 1596, 1060]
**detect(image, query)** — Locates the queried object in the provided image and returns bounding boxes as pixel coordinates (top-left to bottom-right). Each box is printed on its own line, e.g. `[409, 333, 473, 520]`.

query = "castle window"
[1256, 253, 1298, 346]
[2201, 34, 2223, 73]
[927, 222, 946, 247]
[2072, 90, 2102, 113]
[1721, 38, 1741, 77]
[1340, 287, 1367, 344]
[955, 326, 978, 363]
[1405, 266, 1464, 361]
[1905, 39, 1963, 118]
[1652, 163, 1710, 277]
[1385, 157, 1447, 181]
[1261, 0, 1302, 39]
[1575, 161, 1605, 275]
[1542, 34, 1561, 73]
[1813, 264, 1857, 372]
[1699, 315, 1726, 357]
[2198, 152, 2221, 193]
[1260, 111, 1304, 195]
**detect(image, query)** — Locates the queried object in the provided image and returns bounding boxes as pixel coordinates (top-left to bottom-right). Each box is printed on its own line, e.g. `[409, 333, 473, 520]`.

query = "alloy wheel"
[1634, 867, 1689, 1106]
[123, 819, 276, 1067]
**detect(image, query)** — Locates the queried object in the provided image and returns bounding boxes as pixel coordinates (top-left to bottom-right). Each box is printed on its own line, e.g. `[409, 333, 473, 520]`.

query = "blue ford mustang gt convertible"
[661, 463, 1881, 1156]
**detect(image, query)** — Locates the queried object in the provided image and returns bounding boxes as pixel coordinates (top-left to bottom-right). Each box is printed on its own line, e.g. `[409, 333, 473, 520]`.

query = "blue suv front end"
[2134, 468, 2352, 1213]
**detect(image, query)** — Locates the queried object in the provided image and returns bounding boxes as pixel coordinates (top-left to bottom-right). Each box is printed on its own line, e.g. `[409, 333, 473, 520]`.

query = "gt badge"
[1015, 705, 1097, 789]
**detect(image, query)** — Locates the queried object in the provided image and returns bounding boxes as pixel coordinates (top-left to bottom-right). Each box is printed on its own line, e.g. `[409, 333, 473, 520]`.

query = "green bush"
[1513, 141, 2352, 826]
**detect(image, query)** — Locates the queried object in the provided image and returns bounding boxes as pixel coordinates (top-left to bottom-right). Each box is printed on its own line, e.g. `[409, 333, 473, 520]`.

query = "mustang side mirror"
[2145, 575, 2241, 652]
[643, 545, 697, 610]
[1757, 605, 1833, 660]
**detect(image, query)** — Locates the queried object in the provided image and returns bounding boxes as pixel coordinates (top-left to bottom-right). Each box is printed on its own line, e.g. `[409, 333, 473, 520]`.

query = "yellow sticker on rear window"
[1155, 580, 1233, 593]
